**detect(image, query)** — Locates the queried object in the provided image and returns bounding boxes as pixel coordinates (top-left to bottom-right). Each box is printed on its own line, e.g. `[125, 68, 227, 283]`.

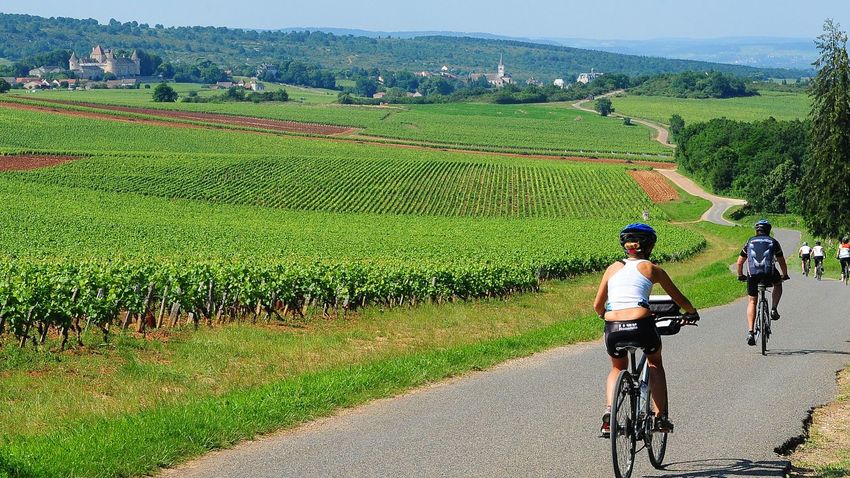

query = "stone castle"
[69, 45, 140, 79]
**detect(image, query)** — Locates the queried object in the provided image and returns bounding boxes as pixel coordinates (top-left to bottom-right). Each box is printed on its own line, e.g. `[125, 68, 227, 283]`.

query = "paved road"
[657, 170, 748, 226]
[163, 228, 850, 478]
[573, 92, 675, 148]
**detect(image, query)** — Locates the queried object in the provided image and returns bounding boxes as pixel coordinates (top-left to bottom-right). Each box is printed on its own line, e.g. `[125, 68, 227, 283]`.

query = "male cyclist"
[594, 223, 698, 437]
[813, 241, 826, 276]
[838, 237, 850, 281]
[799, 242, 812, 275]
[736, 220, 790, 346]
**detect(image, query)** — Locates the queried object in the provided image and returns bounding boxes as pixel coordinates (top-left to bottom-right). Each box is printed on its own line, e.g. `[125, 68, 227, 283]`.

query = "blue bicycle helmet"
[620, 223, 657, 251]
[755, 219, 772, 234]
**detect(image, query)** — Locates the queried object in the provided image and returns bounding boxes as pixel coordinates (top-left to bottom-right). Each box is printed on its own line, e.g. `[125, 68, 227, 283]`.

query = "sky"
[2, 0, 849, 40]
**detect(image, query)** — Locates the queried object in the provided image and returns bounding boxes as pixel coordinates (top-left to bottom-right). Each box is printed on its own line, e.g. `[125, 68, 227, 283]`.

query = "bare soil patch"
[0, 154, 80, 171]
[29, 98, 357, 136]
[628, 170, 680, 202]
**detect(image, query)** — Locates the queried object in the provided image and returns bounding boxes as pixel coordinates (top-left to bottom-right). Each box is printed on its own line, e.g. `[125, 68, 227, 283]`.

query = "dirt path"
[0, 101, 676, 170]
[573, 90, 675, 148]
[656, 169, 747, 225]
[628, 169, 679, 201]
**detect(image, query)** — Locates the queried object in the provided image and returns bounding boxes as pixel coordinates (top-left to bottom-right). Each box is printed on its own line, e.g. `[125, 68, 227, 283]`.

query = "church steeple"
[497, 54, 505, 78]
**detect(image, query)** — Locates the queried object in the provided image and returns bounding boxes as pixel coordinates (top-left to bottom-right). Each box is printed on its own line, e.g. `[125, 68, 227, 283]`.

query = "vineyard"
[7, 89, 674, 158]
[611, 90, 811, 124]
[7, 151, 664, 218]
[0, 97, 706, 351]
[0, 176, 706, 347]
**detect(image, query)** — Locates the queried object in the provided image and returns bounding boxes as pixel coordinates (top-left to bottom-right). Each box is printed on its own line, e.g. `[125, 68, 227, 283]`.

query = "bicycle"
[802, 258, 810, 277]
[815, 259, 824, 281]
[609, 298, 698, 478]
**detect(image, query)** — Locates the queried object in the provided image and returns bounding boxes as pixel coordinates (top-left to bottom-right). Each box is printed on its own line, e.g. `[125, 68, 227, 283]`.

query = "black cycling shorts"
[801, 254, 810, 261]
[747, 271, 781, 297]
[604, 318, 661, 359]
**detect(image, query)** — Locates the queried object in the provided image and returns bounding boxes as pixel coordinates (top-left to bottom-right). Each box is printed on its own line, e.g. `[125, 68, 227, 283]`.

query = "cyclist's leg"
[770, 272, 783, 312]
[606, 355, 629, 408]
[746, 277, 758, 331]
[645, 348, 667, 415]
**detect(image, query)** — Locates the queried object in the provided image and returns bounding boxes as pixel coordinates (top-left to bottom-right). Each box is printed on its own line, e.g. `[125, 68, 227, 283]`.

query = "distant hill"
[545, 37, 817, 72]
[0, 13, 808, 80]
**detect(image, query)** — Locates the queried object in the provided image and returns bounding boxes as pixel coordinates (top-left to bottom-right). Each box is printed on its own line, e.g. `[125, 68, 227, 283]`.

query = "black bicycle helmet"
[754, 219, 772, 234]
[620, 223, 657, 252]
[816, 241, 822, 246]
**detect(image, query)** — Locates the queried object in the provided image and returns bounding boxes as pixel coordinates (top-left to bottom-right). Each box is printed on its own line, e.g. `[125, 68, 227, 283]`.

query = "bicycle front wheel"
[611, 370, 636, 478]
[645, 387, 668, 468]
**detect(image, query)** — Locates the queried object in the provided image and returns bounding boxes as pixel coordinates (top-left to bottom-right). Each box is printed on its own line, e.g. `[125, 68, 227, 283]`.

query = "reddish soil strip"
[0, 101, 676, 169]
[0, 154, 80, 171]
[27, 98, 357, 136]
[628, 170, 680, 202]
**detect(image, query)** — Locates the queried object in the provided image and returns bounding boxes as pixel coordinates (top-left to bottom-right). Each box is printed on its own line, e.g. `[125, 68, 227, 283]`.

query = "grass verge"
[0, 222, 749, 478]
[791, 367, 850, 477]
[656, 183, 712, 222]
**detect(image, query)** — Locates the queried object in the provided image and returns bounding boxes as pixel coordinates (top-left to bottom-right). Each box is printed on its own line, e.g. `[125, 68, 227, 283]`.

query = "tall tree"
[802, 19, 850, 237]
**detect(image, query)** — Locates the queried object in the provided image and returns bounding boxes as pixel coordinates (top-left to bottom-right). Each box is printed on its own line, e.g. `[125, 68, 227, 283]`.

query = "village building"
[576, 68, 603, 84]
[372, 91, 386, 99]
[553, 78, 567, 88]
[476, 55, 513, 88]
[248, 81, 265, 92]
[105, 78, 138, 89]
[69, 45, 141, 79]
[526, 77, 543, 87]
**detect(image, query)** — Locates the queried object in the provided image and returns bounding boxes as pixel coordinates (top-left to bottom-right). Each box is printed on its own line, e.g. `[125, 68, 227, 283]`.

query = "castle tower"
[91, 45, 106, 63]
[104, 50, 115, 74]
[69, 52, 79, 70]
[131, 50, 141, 75]
[498, 54, 505, 78]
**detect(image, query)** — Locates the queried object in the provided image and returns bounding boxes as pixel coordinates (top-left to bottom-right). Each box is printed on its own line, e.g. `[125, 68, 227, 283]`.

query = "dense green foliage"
[0, 78, 9, 93]
[152, 82, 177, 102]
[182, 86, 289, 103]
[628, 71, 757, 98]
[676, 117, 809, 213]
[801, 20, 850, 238]
[595, 97, 613, 116]
[0, 13, 804, 81]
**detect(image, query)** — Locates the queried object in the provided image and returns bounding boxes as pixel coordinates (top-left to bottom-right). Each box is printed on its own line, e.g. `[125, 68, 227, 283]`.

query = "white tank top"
[800, 246, 812, 255]
[813, 245, 825, 257]
[607, 259, 653, 311]
[840, 246, 850, 259]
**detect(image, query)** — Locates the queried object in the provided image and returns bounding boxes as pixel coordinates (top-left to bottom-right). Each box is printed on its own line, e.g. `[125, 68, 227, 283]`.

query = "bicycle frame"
[756, 283, 772, 355]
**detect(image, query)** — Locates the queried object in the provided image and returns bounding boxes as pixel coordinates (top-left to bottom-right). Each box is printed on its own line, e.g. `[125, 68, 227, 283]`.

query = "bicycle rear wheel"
[644, 387, 668, 468]
[611, 370, 636, 478]
[760, 299, 769, 356]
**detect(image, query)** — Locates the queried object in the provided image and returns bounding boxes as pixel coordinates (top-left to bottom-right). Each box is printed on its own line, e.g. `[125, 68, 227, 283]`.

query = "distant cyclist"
[838, 237, 850, 281]
[736, 220, 790, 346]
[798, 242, 812, 275]
[813, 241, 826, 274]
[594, 223, 697, 437]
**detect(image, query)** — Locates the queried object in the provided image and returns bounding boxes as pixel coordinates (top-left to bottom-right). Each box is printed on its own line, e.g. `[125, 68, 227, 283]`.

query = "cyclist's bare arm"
[650, 265, 697, 314]
[593, 262, 622, 316]
[736, 255, 746, 276]
[777, 256, 789, 277]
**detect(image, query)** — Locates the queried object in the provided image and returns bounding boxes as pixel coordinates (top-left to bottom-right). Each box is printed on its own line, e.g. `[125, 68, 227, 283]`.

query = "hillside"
[0, 13, 804, 80]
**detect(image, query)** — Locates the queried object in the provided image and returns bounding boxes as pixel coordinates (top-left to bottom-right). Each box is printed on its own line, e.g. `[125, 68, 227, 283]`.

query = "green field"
[0, 106, 703, 350]
[612, 90, 811, 124]
[13, 88, 673, 157]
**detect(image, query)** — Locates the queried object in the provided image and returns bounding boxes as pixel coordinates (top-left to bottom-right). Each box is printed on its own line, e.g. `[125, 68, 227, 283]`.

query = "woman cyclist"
[594, 223, 698, 437]
[838, 237, 850, 281]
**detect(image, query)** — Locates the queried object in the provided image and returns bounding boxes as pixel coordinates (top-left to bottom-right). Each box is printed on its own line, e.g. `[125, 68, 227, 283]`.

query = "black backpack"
[746, 236, 776, 276]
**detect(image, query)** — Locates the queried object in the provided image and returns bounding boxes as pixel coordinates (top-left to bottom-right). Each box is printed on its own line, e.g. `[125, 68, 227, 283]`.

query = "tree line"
[674, 20, 850, 238]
